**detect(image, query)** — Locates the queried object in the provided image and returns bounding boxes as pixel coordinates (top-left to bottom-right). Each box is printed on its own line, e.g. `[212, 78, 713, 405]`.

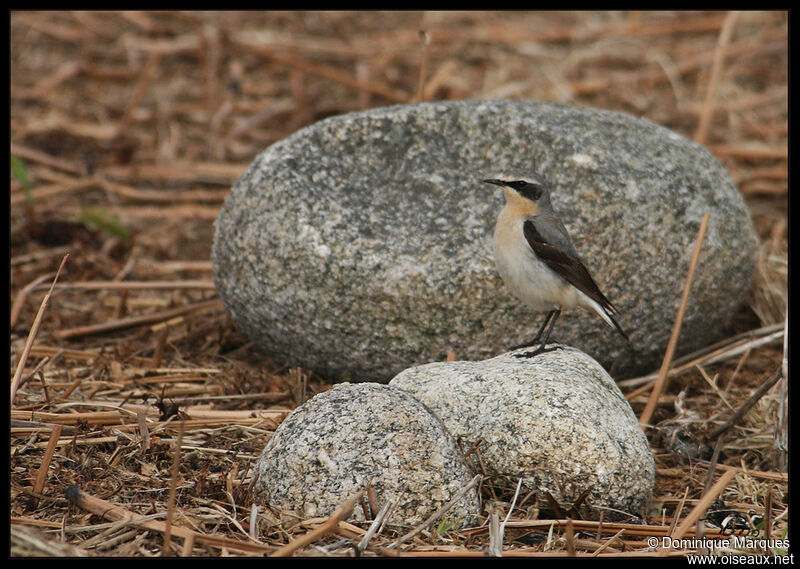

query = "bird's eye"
[518, 182, 542, 201]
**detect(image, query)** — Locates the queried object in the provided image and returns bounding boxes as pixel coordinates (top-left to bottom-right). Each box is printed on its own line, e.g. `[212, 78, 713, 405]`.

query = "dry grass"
[10, 11, 787, 557]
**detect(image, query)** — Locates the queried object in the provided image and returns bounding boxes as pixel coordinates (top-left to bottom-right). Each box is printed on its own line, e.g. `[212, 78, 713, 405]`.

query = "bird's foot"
[510, 337, 542, 351]
[513, 344, 563, 359]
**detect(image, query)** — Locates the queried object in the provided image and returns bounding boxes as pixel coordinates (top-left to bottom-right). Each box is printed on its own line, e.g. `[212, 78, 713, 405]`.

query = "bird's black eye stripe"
[514, 181, 542, 201]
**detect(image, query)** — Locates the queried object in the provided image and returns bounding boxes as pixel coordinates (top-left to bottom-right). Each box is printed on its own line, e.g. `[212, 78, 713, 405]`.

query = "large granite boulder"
[212, 99, 758, 381]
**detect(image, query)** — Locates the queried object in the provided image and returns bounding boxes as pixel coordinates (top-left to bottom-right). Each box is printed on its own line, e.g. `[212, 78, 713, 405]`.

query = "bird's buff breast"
[493, 214, 578, 311]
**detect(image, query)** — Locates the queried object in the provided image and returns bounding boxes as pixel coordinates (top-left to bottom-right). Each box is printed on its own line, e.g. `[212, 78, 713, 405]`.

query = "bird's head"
[482, 177, 550, 215]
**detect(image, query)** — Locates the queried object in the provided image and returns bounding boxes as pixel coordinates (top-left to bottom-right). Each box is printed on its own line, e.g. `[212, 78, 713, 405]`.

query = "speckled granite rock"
[212, 99, 758, 381]
[250, 383, 481, 527]
[390, 346, 655, 520]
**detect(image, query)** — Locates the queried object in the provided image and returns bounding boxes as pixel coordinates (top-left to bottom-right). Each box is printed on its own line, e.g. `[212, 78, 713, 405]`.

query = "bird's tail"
[606, 311, 630, 344]
[587, 299, 631, 345]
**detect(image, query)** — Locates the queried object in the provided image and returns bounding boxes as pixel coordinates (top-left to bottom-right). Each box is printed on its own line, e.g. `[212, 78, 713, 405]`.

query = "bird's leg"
[510, 309, 557, 350]
[514, 308, 563, 358]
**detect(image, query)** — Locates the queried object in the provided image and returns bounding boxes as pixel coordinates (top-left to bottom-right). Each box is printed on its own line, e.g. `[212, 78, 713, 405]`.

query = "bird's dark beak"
[482, 179, 505, 187]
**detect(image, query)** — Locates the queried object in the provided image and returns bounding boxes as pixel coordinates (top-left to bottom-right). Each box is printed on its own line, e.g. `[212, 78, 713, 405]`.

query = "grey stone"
[250, 382, 481, 527]
[212, 99, 758, 381]
[390, 346, 655, 520]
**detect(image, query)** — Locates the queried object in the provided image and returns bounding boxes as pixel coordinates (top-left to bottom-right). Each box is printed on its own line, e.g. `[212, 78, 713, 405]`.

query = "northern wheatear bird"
[483, 176, 628, 358]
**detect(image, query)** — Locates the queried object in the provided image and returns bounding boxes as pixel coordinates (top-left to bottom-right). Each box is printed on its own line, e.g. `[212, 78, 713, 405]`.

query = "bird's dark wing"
[523, 217, 617, 315]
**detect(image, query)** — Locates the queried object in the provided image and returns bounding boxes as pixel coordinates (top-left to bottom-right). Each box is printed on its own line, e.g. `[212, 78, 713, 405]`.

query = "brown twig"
[27, 60, 83, 99]
[120, 49, 161, 128]
[11, 273, 55, 328]
[657, 469, 736, 555]
[709, 367, 783, 439]
[46, 279, 216, 291]
[31, 424, 63, 508]
[708, 143, 788, 161]
[384, 549, 672, 558]
[764, 489, 772, 545]
[10, 355, 52, 396]
[98, 179, 230, 203]
[54, 298, 222, 340]
[667, 487, 689, 538]
[9, 178, 103, 206]
[487, 503, 502, 557]
[694, 11, 740, 145]
[180, 533, 195, 557]
[773, 311, 789, 472]
[232, 41, 410, 103]
[162, 421, 185, 555]
[10, 143, 86, 175]
[639, 213, 711, 426]
[137, 412, 150, 455]
[357, 499, 395, 554]
[100, 161, 247, 184]
[590, 528, 626, 557]
[11, 254, 69, 406]
[201, 23, 221, 118]
[54, 203, 222, 220]
[11, 406, 287, 430]
[415, 26, 431, 103]
[565, 518, 576, 556]
[10, 517, 64, 529]
[65, 485, 271, 555]
[502, 518, 727, 539]
[620, 323, 784, 391]
[151, 323, 171, 368]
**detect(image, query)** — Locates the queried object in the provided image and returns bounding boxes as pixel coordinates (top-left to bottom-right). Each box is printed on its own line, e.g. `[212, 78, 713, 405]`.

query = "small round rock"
[390, 346, 655, 520]
[250, 382, 481, 527]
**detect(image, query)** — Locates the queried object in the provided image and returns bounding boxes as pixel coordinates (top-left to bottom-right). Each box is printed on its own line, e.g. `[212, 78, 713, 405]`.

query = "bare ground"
[10, 10, 788, 557]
